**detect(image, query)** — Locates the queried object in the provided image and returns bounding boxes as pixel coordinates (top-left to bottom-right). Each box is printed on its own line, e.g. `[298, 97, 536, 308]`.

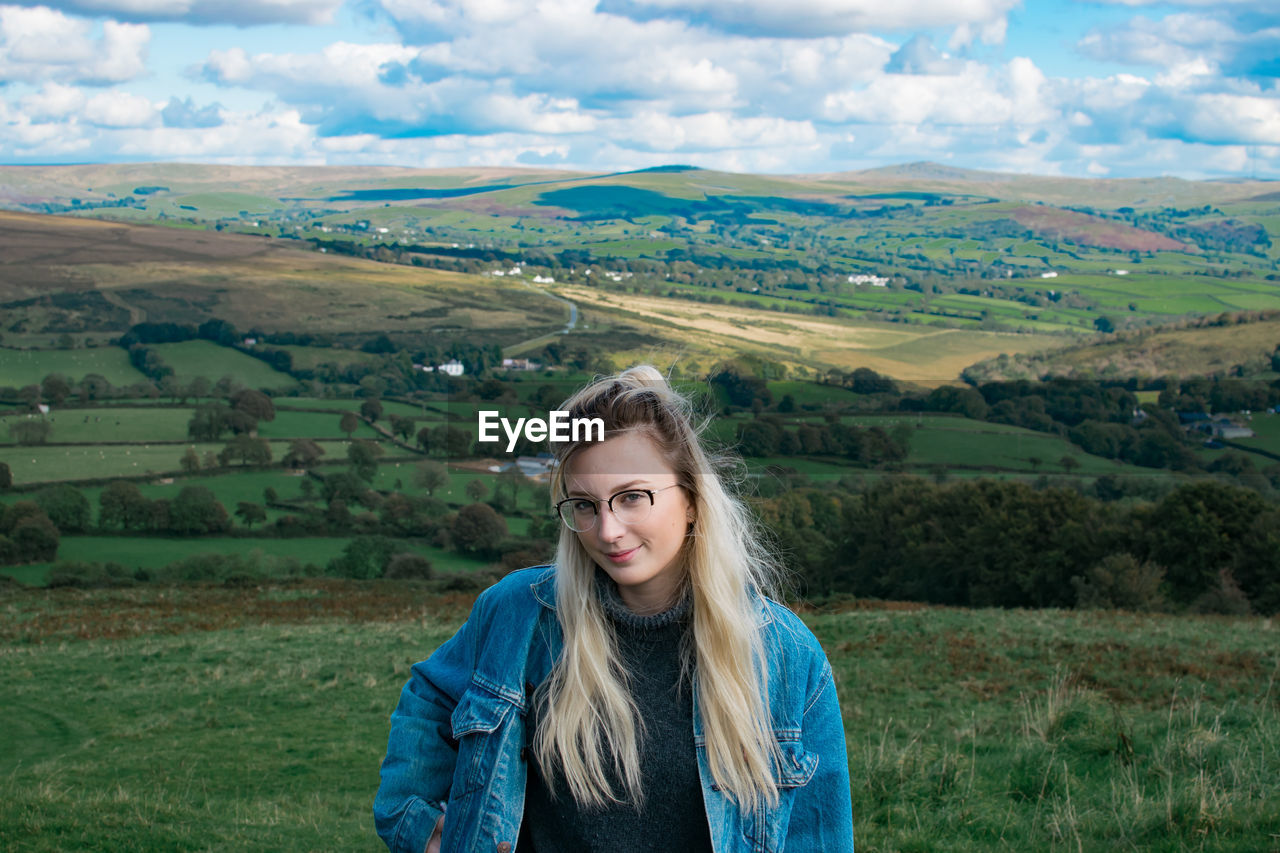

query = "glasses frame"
[555, 484, 683, 532]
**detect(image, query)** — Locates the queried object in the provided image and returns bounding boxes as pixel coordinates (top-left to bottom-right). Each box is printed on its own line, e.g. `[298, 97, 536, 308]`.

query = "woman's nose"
[595, 505, 626, 541]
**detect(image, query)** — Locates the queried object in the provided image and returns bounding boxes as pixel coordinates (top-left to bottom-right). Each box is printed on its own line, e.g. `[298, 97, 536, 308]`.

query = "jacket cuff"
[391, 796, 443, 853]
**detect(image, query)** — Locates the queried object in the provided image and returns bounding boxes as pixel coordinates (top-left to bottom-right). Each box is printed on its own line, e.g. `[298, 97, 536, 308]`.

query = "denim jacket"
[374, 566, 854, 853]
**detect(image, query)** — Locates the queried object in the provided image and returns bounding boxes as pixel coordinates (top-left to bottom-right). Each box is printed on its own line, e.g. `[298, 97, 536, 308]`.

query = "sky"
[0, 0, 1277, 178]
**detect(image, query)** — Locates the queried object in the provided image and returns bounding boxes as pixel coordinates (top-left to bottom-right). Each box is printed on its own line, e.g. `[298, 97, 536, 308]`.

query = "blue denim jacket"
[375, 566, 854, 853]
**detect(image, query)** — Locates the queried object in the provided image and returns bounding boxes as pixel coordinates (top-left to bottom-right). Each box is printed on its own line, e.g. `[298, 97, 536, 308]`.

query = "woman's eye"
[616, 491, 646, 505]
[571, 500, 595, 513]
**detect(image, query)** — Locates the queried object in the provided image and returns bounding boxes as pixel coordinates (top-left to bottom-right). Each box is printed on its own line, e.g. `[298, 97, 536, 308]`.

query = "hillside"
[0, 210, 566, 348]
[3, 162, 1279, 381]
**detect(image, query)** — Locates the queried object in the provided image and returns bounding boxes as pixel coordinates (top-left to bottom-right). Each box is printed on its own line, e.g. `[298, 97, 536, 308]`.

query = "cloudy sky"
[1, 0, 1277, 178]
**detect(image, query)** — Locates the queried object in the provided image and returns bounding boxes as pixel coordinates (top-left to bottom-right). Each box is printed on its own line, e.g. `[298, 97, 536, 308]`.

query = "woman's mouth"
[604, 547, 639, 563]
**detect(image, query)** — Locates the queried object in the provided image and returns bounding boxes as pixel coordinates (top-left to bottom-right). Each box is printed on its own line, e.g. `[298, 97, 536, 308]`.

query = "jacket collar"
[528, 565, 773, 627]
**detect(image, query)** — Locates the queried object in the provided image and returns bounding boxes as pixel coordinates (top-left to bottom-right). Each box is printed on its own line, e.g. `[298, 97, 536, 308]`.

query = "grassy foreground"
[1, 582, 1276, 852]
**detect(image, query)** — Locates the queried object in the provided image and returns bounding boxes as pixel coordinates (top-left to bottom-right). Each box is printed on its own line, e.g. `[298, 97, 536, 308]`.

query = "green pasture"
[1, 590, 1276, 850]
[256, 409, 382, 441]
[0, 407, 191, 444]
[0, 347, 146, 388]
[1231, 412, 1280, 457]
[904, 426, 1120, 474]
[150, 341, 297, 390]
[1, 440, 354, 485]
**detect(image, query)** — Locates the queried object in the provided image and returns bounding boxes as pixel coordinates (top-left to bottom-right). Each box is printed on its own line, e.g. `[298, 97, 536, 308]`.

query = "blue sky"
[1, 0, 1277, 178]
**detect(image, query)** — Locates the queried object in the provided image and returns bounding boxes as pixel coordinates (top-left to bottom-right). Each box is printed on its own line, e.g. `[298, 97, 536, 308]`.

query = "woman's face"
[562, 430, 693, 614]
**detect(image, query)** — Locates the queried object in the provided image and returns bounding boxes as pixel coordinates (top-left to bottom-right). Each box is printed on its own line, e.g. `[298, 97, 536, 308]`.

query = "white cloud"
[83, 90, 156, 126]
[823, 57, 1055, 127]
[20, 83, 87, 121]
[0, 5, 149, 84]
[4, 0, 344, 26]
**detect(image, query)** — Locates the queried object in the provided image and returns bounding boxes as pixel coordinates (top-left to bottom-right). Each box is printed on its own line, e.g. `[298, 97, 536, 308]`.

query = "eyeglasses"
[555, 485, 683, 532]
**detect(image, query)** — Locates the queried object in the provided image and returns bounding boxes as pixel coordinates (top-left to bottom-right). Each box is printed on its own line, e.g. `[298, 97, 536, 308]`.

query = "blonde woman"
[375, 366, 853, 853]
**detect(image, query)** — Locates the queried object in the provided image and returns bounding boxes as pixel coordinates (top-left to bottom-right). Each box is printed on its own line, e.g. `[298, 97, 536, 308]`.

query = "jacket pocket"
[743, 737, 818, 852]
[449, 686, 519, 796]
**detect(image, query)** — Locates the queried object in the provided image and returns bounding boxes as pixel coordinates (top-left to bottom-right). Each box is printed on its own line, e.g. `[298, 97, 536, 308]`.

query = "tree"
[9, 419, 52, 445]
[33, 485, 91, 533]
[416, 426, 433, 453]
[389, 414, 415, 441]
[1060, 455, 1080, 473]
[348, 439, 384, 483]
[235, 502, 267, 529]
[180, 447, 201, 474]
[360, 399, 384, 422]
[451, 503, 508, 556]
[188, 403, 232, 441]
[339, 411, 360, 438]
[283, 438, 325, 469]
[465, 479, 489, 502]
[327, 535, 397, 579]
[40, 373, 71, 405]
[186, 375, 212, 401]
[169, 486, 230, 534]
[0, 461, 11, 490]
[219, 434, 273, 467]
[99, 481, 150, 530]
[231, 389, 276, 422]
[413, 461, 449, 496]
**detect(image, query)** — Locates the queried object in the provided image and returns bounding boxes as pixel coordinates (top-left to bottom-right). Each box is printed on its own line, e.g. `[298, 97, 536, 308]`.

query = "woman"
[375, 366, 853, 853]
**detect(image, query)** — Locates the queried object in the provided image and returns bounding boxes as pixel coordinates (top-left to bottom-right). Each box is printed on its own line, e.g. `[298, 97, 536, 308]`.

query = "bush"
[383, 552, 433, 580]
[1190, 568, 1252, 616]
[1072, 553, 1169, 612]
[46, 561, 138, 588]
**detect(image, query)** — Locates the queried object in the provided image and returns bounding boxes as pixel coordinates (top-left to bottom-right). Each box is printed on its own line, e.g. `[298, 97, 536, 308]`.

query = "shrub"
[384, 552, 433, 580]
[1072, 553, 1169, 612]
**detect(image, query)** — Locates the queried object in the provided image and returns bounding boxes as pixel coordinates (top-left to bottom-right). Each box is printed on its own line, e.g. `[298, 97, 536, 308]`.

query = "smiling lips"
[604, 547, 640, 563]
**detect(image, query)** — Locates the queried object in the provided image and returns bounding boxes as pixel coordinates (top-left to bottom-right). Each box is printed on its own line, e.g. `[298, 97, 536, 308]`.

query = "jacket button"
[497, 843, 512, 853]
[520, 747, 529, 762]
[525, 681, 535, 695]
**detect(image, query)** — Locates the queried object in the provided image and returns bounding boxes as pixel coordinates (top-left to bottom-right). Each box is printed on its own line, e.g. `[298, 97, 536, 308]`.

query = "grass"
[0, 347, 146, 388]
[0, 587, 1276, 851]
[0, 440, 354, 484]
[150, 341, 298, 390]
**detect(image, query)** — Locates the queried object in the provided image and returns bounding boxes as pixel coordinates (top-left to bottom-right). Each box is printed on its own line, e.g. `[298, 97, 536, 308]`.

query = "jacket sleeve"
[374, 609, 481, 853]
[787, 655, 855, 852]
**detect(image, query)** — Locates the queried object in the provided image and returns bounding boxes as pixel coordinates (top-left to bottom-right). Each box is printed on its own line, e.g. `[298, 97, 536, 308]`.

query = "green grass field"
[0, 440, 356, 485]
[150, 341, 298, 390]
[0, 586, 1275, 851]
[0, 347, 147, 388]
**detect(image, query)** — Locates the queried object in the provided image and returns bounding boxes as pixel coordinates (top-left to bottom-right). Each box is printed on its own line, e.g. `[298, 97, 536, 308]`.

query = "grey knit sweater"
[520, 574, 713, 853]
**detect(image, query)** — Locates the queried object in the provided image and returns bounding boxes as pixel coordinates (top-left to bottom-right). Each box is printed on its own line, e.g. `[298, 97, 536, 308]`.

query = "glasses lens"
[559, 499, 595, 531]
[610, 490, 653, 525]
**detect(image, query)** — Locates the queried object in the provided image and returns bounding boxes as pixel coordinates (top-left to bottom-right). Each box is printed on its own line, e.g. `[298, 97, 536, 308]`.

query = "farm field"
[150, 341, 298, 389]
[0, 439, 353, 485]
[0, 583, 1275, 851]
[0, 346, 146, 388]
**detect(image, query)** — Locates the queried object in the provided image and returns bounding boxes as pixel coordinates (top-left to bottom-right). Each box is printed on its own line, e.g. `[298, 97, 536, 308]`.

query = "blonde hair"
[535, 365, 782, 811]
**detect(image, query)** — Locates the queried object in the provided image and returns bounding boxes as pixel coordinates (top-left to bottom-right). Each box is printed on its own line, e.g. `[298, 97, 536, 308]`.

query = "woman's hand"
[425, 810, 445, 853]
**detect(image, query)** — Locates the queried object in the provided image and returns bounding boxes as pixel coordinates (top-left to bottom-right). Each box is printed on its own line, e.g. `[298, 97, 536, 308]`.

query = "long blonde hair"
[535, 365, 782, 811]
